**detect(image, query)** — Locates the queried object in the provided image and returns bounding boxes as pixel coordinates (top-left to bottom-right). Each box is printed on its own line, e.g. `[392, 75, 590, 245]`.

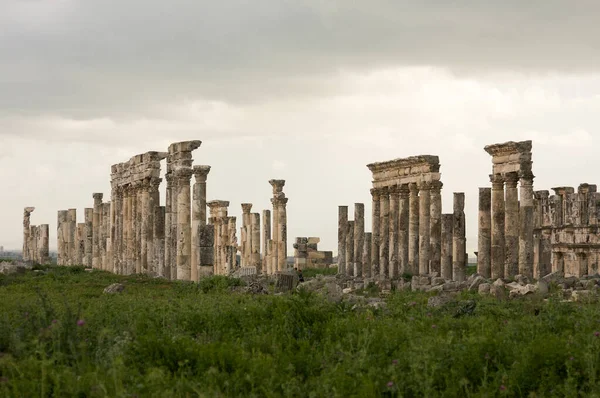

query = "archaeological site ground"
[4, 138, 600, 396]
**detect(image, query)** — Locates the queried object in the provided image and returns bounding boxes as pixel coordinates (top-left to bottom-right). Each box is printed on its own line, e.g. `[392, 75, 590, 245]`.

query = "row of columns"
[339, 183, 466, 280]
[208, 201, 237, 275]
[478, 172, 535, 279]
[240, 204, 261, 270]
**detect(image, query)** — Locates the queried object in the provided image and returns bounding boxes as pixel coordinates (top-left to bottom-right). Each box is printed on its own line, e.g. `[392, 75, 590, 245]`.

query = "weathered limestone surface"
[191, 165, 210, 282]
[452, 193, 466, 282]
[418, 182, 431, 275]
[269, 180, 288, 273]
[294, 237, 333, 269]
[379, 188, 390, 279]
[388, 188, 399, 278]
[441, 213, 453, 279]
[477, 188, 491, 278]
[505, 172, 520, 277]
[92, 194, 103, 269]
[338, 206, 348, 275]
[346, 221, 355, 277]
[408, 183, 420, 275]
[398, 185, 410, 275]
[262, 209, 271, 273]
[490, 175, 506, 279]
[354, 203, 365, 278]
[429, 181, 442, 275]
[370, 189, 381, 278]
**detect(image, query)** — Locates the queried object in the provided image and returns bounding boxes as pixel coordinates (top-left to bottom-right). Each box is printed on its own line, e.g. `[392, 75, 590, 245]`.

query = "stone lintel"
[168, 140, 202, 154]
[484, 140, 532, 157]
[207, 200, 230, 209]
[371, 172, 441, 189]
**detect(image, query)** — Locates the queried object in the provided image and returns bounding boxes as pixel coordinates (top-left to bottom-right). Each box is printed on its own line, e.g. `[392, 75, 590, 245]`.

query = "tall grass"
[1, 267, 600, 397]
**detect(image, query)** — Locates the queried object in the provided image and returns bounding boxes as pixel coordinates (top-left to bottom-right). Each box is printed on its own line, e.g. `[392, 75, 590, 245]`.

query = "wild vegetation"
[1, 266, 600, 397]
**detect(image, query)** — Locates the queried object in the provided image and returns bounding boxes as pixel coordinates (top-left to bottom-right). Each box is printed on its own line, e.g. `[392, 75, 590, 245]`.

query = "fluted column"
[398, 184, 410, 275]
[408, 183, 420, 275]
[490, 174, 505, 279]
[441, 214, 453, 279]
[370, 188, 381, 277]
[477, 188, 491, 278]
[504, 172, 519, 278]
[429, 181, 442, 275]
[338, 206, 348, 275]
[388, 187, 399, 278]
[354, 203, 365, 278]
[92, 193, 103, 269]
[379, 187, 390, 279]
[519, 174, 535, 278]
[192, 166, 210, 281]
[452, 193, 466, 282]
[175, 169, 193, 280]
[418, 181, 431, 275]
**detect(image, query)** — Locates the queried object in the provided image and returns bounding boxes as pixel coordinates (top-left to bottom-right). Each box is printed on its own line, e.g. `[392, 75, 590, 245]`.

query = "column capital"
[389, 185, 401, 196]
[93, 193, 104, 202]
[370, 188, 381, 200]
[269, 179, 286, 194]
[241, 203, 253, 214]
[409, 182, 419, 194]
[148, 177, 162, 190]
[271, 197, 289, 207]
[490, 174, 505, 188]
[504, 172, 519, 187]
[378, 186, 390, 198]
[430, 180, 443, 192]
[174, 168, 194, 184]
[193, 165, 211, 182]
[417, 181, 432, 191]
[399, 183, 410, 198]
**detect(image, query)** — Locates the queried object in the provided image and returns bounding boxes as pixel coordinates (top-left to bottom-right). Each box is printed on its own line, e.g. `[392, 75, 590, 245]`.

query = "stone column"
[75, 223, 84, 265]
[363, 233, 372, 277]
[92, 193, 103, 269]
[67, 209, 77, 266]
[418, 181, 431, 275]
[398, 184, 410, 275]
[250, 213, 261, 269]
[370, 188, 381, 278]
[477, 188, 491, 278]
[39, 224, 49, 264]
[154, 206, 166, 277]
[57, 210, 67, 265]
[164, 174, 173, 278]
[241, 203, 253, 267]
[388, 187, 399, 278]
[379, 187, 390, 279]
[269, 180, 288, 272]
[83, 208, 93, 268]
[23, 207, 34, 262]
[519, 175, 535, 278]
[198, 224, 214, 277]
[132, 182, 141, 274]
[441, 214, 453, 279]
[429, 181, 442, 275]
[140, 180, 151, 274]
[192, 166, 210, 281]
[338, 206, 348, 275]
[227, 216, 237, 272]
[452, 193, 466, 282]
[346, 221, 354, 276]
[175, 169, 193, 280]
[490, 174, 505, 279]
[102, 202, 110, 271]
[354, 203, 365, 278]
[262, 210, 271, 274]
[147, 177, 161, 275]
[504, 172, 520, 278]
[207, 202, 221, 274]
[408, 183, 420, 275]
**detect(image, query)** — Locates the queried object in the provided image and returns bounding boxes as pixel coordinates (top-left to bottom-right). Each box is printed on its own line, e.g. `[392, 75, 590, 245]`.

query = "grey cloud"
[1, 0, 600, 117]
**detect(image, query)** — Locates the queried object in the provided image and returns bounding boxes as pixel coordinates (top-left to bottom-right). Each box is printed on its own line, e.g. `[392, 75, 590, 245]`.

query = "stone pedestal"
[452, 193, 466, 282]
[477, 188, 491, 278]
[490, 174, 506, 279]
[354, 203, 365, 278]
[418, 182, 431, 275]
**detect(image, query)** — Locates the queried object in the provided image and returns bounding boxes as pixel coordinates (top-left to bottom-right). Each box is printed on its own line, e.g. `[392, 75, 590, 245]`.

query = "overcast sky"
[2, 1, 600, 257]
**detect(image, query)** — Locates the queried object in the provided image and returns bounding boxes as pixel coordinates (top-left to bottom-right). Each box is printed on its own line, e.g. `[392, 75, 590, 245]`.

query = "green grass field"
[1, 266, 600, 397]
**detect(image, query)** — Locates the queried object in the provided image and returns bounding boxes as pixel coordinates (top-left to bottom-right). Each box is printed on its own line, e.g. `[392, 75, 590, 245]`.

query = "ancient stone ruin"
[22, 207, 49, 264]
[338, 155, 467, 280]
[22, 138, 600, 286]
[52, 140, 291, 280]
[293, 237, 333, 269]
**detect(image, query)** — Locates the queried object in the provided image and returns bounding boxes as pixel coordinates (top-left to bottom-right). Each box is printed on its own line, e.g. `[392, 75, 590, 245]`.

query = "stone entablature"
[367, 155, 441, 188]
[484, 140, 533, 177]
